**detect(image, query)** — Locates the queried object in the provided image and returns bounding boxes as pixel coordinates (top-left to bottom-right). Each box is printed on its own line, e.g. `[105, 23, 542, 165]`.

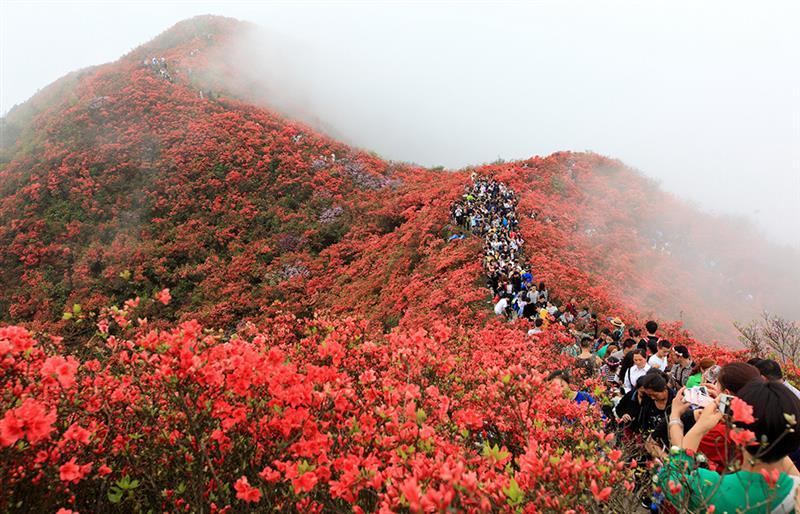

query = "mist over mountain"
[2, 15, 797, 344]
[1, 15, 799, 512]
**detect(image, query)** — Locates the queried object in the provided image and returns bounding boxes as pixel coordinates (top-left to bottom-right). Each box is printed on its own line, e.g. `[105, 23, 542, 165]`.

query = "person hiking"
[754, 359, 800, 401]
[623, 349, 652, 393]
[612, 338, 636, 361]
[642, 320, 660, 352]
[685, 357, 716, 388]
[670, 345, 693, 387]
[547, 370, 596, 406]
[629, 371, 675, 448]
[677, 362, 764, 470]
[575, 337, 601, 375]
[648, 340, 672, 370]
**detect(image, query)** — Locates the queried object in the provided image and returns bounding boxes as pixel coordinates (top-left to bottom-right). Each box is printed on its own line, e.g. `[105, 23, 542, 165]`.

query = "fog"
[2, 0, 799, 251]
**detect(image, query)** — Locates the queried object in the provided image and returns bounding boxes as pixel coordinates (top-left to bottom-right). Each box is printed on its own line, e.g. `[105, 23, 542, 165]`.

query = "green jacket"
[657, 449, 799, 513]
[685, 373, 703, 388]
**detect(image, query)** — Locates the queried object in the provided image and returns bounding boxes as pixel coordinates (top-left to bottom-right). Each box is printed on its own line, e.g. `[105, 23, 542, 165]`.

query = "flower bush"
[1, 298, 643, 512]
[0, 14, 793, 513]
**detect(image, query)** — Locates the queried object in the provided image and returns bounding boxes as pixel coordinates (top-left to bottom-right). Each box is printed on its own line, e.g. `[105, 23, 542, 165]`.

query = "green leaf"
[62, 312, 73, 320]
[415, 408, 427, 425]
[108, 486, 123, 503]
[482, 442, 510, 462]
[504, 477, 524, 506]
[116, 475, 140, 490]
[72, 303, 81, 315]
[501, 373, 511, 385]
[297, 460, 314, 475]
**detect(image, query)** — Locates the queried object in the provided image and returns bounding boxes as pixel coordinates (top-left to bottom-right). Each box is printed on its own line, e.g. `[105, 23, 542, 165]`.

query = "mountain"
[1, 15, 797, 512]
[3, 16, 796, 345]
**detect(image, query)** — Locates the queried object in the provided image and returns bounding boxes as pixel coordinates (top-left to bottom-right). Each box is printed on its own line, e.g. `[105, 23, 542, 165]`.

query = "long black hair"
[618, 348, 647, 382]
[639, 369, 668, 392]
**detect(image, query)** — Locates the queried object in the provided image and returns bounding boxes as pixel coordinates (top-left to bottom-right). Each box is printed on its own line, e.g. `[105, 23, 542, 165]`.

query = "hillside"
[0, 15, 796, 513]
[2, 16, 796, 344]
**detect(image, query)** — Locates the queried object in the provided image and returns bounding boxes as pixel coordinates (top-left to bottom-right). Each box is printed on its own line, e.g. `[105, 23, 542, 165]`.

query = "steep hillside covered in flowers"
[2, 17, 795, 344]
[0, 15, 793, 513]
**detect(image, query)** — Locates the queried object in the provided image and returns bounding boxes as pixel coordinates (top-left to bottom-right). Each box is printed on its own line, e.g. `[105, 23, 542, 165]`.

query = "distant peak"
[129, 15, 252, 58]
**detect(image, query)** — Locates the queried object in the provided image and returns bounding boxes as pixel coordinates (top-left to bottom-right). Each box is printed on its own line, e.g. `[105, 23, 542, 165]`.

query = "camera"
[719, 393, 734, 415]
[684, 386, 712, 407]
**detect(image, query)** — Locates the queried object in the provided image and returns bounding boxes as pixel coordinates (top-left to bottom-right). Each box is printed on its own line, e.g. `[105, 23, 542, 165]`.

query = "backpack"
[575, 356, 597, 376]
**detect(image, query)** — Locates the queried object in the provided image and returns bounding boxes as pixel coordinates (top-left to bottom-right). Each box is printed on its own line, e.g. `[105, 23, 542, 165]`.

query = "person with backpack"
[623, 349, 652, 393]
[641, 320, 659, 352]
[574, 337, 601, 376]
[648, 340, 672, 370]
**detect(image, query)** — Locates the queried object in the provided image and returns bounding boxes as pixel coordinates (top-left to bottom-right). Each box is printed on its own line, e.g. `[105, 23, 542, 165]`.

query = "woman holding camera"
[659, 380, 800, 513]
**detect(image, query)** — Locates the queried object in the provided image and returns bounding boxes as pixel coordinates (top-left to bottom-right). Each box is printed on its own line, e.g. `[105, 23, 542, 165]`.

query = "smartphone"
[704, 365, 722, 384]
[684, 386, 712, 407]
[718, 393, 734, 415]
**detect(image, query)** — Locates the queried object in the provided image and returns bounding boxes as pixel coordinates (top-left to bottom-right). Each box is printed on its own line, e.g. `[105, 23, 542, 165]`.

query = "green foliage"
[107, 475, 140, 504]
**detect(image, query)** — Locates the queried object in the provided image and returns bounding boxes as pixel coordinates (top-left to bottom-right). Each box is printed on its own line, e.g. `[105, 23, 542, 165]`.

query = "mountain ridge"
[2, 14, 797, 344]
[4, 17, 800, 511]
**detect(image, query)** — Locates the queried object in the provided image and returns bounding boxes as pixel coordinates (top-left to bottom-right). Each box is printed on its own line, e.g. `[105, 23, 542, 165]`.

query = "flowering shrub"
[0, 14, 794, 513]
[1, 17, 797, 347]
[0, 298, 643, 512]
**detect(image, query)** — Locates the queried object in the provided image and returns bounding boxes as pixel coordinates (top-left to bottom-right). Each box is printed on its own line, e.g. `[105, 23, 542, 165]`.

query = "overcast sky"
[2, 0, 799, 247]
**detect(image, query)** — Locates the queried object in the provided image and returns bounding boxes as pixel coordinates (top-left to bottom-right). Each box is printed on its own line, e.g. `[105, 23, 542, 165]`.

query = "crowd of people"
[546, 323, 800, 511]
[142, 56, 172, 82]
[451, 176, 585, 331]
[451, 176, 800, 512]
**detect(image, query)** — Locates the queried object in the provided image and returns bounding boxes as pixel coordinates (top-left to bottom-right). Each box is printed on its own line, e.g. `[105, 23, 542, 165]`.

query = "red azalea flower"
[156, 288, 172, 305]
[760, 468, 781, 489]
[234, 476, 261, 503]
[0, 412, 24, 447]
[730, 397, 756, 424]
[590, 479, 611, 501]
[667, 480, 682, 495]
[398, 477, 422, 512]
[259, 467, 281, 483]
[729, 428, 756, 446]
[59, 458, 92, 483]
[63, 423, 91, 444]
[0, 326, 35, 355]
[40, 356, 79, 389]
[292, 471, 318, 494]
[0, 399, 57, 446]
